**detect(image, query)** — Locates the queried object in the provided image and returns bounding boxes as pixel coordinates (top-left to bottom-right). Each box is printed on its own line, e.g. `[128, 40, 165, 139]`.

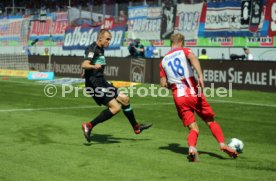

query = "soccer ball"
[228, 138, 244, 153]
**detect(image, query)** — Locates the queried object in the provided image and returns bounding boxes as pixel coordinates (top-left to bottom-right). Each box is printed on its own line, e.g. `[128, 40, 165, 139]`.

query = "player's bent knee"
[188, 122, 199, 132]
[109, 105, 121, 114]
[204, 117, 215, 125]
[123, 96, 130, 104]
[117, 94, 130, 106]
[107, 99, 122, 114]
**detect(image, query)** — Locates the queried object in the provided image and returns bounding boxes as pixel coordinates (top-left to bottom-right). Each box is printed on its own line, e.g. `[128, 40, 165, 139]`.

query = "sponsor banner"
[29, 18, 51, 40]
[185, 39, 198, 46]
[28, 56, 276, 92]
[63, 25, 126, 50]
[29, 57, 83, 77]
[130, 58, 146, 83]
[28, 56, 130, 80]
[128, 6, 162, 40]
[236, 36, 274, 47]
[201, 61, 276, 92]
[203, 1, 268, 37]
[175, 3, 203, 40]
[186, 36, 275, 47]
[3, 37, 275, 48]
[266, 0, 276, 36]
[0, 18, 22, 41]
[29, 18, 68, 41]
[0, 69, 29, 77]
[160, 6, 176, 39]
[154, 59, 276, 92]
[28, 72, 55, 80]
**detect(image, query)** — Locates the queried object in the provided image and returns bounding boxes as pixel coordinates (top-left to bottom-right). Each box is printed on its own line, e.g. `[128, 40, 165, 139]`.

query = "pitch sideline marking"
[0, 103, 173, 112]
[0, 100, 275, 113]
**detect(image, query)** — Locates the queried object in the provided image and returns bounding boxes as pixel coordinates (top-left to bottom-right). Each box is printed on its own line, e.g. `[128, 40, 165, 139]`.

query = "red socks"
[187, 122, 225, 148]
[209, 121, 225, 143]
[187, 130, 199, 147]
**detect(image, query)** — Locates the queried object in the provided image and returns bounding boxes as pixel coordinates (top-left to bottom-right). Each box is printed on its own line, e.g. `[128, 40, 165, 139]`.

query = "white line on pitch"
[208, 99, 276, 108]
[134, 93, 276, 108]
[0, 103, 174, 112]
[0, 100, 275, 113]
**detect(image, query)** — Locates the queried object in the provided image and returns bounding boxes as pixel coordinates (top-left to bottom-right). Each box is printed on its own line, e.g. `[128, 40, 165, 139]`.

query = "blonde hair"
[170, 33, 185, 46]
[97, 29, 111, 40]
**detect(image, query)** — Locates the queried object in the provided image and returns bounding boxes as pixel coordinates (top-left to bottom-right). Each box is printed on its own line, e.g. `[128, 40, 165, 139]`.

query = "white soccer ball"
[228, 138, 244, 153]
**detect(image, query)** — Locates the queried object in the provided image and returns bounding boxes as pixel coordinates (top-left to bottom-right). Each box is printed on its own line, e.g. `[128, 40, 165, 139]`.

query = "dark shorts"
[85, 77, 119, 106]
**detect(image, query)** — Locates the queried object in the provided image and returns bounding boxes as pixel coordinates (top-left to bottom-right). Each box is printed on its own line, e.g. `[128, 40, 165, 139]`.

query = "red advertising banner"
[52, 21, 68, 35]
[30, 20, 51, 36]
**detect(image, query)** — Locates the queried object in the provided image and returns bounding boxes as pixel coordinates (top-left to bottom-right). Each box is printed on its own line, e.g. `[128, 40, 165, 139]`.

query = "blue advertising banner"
[62, 25, 126, 50]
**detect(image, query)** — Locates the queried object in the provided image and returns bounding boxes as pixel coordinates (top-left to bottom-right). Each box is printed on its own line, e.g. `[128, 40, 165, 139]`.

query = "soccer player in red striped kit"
[160, 33, 238, 162]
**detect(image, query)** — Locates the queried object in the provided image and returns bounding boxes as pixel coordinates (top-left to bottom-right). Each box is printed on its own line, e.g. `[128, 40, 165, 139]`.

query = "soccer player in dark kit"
[81, 29, 152, 142]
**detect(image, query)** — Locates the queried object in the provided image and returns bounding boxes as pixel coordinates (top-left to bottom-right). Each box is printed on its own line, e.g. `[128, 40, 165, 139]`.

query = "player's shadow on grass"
[84, 133, 151, 146]
[159, 143, 225, 159]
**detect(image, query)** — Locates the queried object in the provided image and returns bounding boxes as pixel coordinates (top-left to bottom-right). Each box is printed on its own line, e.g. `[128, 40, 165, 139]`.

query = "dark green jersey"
[84, 42, 106, 78]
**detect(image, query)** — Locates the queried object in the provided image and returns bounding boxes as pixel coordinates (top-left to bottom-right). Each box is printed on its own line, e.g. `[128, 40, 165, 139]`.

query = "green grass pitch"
[0, 77, 276, 181]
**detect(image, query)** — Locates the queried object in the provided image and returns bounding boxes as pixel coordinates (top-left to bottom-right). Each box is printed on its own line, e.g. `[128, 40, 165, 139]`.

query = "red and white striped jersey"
[160, 47, 195, 83]
[160, 47, 198, 96]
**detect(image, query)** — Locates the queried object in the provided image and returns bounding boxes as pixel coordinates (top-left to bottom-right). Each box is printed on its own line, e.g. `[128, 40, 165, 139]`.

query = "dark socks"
[90, 109, 114, 127]
[122, 104, 138, 128]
